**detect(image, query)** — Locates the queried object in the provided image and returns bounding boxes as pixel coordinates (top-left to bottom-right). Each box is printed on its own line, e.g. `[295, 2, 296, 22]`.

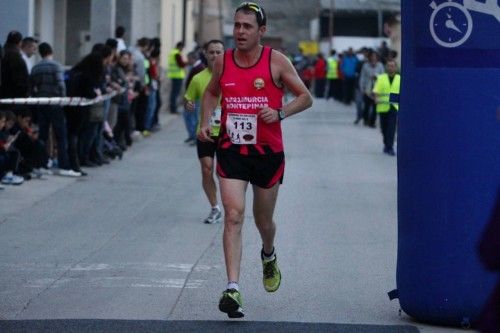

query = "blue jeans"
[92, 121, 104, 160]
[183, 104, 198, 141]
[145, 89, 158, 130]
[169, 79, 183, 113]
[93, 100, 109, 160]
[103, 99, 111, 123]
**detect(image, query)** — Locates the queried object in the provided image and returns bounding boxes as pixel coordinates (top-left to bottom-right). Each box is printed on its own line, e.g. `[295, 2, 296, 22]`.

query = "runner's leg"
[220, 178, 248, 282]
[252, 183, 279, 255]
[200, 156, 217, 206]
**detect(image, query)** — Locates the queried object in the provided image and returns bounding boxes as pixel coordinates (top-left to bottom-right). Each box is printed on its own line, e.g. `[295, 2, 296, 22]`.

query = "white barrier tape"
[0, 88, 126, 107]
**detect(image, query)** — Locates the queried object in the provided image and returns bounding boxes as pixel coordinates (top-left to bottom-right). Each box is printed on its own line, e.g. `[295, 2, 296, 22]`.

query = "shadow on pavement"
[0, 319, 419, 332]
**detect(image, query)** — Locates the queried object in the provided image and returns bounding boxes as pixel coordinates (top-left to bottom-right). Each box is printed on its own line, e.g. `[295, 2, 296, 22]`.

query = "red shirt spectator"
[301, 66, 314, 90]
[314, 56, 327, 79]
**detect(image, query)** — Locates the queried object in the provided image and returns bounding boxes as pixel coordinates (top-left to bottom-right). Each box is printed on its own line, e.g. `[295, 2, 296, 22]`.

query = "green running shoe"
[218, 289, 244, 318]
[262, 250, 281, 292]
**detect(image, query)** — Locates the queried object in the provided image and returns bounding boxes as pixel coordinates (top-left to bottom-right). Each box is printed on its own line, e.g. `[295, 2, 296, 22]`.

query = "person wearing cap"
[199, 1, 313, 318]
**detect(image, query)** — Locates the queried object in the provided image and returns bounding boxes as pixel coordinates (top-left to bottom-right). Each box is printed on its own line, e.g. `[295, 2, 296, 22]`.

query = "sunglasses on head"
[236, 2, 264, 23]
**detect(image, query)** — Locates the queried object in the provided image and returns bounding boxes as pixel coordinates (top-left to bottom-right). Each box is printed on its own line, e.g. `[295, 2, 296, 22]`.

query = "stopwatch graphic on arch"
[429, 0, 500, 48]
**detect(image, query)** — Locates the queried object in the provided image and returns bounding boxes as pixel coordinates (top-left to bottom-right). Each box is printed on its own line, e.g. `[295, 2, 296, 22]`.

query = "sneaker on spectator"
[1, 172, 24, 185]
[151, 124, 161, 132]
[31, 168, 53, 179]
[132, 130, 143, 141]
[31, 169, 44, 179]
[75, 169, 88, 176]
[38, 168, 53, 176]
[47, 158, 58, 169]
[142, 130, 151, 137]
[58, 169, 82, 177]
[81, 159, 98, 167]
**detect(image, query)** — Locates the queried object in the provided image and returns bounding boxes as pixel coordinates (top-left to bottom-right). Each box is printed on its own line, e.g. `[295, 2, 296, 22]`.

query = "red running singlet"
[219, 46, 284, 156]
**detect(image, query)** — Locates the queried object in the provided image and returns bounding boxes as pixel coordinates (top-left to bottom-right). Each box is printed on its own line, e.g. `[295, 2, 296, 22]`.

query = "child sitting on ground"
[9, 109, 50, 179]
[0, 111, 24, 186]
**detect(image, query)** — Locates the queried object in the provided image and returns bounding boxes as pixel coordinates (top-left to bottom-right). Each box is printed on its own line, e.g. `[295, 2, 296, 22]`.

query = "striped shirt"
[29, 59, 66, 97]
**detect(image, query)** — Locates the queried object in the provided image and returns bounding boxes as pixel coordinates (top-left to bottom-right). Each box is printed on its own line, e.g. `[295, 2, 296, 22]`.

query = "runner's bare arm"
[199, 54, 223, 142]
[260, 50, 313, 123]
[276, 51, 313, 117]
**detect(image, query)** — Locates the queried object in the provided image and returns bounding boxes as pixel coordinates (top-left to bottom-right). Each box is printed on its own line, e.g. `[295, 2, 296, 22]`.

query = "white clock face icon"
[430, 1, 473, 48]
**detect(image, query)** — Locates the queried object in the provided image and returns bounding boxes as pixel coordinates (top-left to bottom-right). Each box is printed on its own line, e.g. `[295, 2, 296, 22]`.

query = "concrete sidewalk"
[0, 100, 470, 333]
[0, 112, 177, 218]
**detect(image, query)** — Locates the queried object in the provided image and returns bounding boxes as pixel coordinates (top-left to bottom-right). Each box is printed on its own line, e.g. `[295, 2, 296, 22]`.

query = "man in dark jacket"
[0, 31, 29, 101]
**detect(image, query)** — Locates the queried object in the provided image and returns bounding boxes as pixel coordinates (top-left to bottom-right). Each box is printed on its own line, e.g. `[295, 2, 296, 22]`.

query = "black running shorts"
[216, 149, 285, 189]
[197, 138, 218, 159]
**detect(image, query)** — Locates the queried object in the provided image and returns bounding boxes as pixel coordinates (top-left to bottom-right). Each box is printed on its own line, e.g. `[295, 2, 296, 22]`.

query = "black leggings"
[114, 109, 132, 146]
[14, 133, 48, 173]
[0, 150, 21, 176]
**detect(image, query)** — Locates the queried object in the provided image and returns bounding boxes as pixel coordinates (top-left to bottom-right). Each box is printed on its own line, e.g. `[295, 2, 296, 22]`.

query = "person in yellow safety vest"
[326, 49, 339, 100]
[372, 59, 400, 156]
[167, 41, 187, 114]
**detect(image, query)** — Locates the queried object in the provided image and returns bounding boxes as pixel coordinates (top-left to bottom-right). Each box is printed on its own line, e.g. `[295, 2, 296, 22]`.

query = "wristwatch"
[277, 108, 286, 121]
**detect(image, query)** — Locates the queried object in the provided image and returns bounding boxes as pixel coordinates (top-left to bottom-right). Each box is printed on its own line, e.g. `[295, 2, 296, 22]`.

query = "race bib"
[226, 113, 257, 144]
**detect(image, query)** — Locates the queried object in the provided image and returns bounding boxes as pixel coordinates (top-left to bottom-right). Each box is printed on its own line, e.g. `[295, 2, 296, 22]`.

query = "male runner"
[199, 2, 313, 318]
[184, 40, 225, 224]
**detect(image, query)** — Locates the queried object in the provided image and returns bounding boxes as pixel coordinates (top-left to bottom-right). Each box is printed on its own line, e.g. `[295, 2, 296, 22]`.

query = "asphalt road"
[0, 99, 468, 333]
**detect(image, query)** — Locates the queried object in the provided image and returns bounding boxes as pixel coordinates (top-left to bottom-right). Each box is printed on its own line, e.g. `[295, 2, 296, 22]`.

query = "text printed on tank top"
[224, 96, 269, 111]
[226, 113, 257, 144]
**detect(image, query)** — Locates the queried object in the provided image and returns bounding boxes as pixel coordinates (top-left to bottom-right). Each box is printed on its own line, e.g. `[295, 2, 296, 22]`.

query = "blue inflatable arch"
[396, 0, 500, 327]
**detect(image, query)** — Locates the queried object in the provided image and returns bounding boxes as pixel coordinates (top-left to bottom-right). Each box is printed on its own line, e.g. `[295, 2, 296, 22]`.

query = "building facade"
[0, 0, 226, 68]
[317, 0, 401, 60]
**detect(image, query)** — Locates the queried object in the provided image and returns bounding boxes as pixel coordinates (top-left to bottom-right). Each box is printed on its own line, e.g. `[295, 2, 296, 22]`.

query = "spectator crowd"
[290, 41, 400, 155]
[291, 41, 398, 123]
[0, 25, 401, 190]
[0, 27, 165, 188]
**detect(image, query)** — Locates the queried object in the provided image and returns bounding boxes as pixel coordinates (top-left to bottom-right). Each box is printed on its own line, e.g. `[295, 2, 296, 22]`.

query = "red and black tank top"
[219, 46, 284, 156]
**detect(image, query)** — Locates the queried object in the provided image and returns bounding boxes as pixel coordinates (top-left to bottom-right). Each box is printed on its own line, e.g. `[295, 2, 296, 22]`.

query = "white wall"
[90, 0, 116, 44]
[0, 0, 35, 38]
[160, 0, 197, 68]
[28, 0, 35, 36]
[131, 0, 161, 44]
[36, 0, 55, 45]
[321, 36, 389, 54]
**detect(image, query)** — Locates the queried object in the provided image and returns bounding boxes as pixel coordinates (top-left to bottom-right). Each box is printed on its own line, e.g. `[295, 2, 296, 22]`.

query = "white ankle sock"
[262, 247, 275, 261]
[227, 281, 239, 291]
